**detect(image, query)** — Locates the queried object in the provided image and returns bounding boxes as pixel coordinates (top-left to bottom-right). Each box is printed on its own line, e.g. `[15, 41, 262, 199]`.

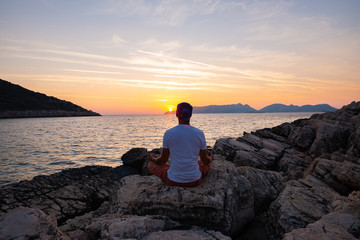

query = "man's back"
[164, 124, 207, 183]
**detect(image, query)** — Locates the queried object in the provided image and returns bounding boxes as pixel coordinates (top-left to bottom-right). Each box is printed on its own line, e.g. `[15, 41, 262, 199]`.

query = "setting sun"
[167, 105, 175, 113]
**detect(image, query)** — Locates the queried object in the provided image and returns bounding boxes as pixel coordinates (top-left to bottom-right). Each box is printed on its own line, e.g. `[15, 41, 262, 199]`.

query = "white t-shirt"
[163, 124, 207, 183]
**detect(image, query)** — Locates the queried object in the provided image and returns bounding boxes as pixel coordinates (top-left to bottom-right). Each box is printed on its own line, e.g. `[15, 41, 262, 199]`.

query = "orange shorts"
[148, 160, 211, 187]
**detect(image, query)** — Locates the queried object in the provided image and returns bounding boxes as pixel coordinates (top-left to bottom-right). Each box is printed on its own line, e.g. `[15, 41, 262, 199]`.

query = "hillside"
[165, 103, 337, 114]
[259, 103, 337, 113]
[0, 79, 100, 118]
[193, 103, 257, 113]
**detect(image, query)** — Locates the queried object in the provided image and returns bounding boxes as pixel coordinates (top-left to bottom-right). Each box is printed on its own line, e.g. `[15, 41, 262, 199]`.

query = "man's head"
[176, 102, 193, 122]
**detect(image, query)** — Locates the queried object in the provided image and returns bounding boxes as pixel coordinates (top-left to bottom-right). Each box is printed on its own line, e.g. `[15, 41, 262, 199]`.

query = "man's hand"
[148, 153, 157, 163]
[200, 149, 213, 165]
[148, 148, 170, 165]
[208, 151, 214, 161]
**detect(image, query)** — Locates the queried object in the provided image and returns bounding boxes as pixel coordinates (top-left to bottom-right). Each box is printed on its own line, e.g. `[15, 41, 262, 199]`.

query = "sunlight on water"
[0, 112, 314, 185]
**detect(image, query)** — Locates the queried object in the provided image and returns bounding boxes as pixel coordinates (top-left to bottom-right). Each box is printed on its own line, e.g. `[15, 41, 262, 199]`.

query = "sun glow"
[167, 105, 175, 113]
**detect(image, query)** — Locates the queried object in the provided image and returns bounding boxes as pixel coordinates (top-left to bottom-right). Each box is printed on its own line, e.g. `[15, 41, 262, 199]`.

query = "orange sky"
[1, 1, 359, 114]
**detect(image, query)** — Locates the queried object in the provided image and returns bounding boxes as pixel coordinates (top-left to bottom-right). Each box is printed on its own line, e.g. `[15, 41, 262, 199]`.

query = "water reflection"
[0, 112, 314, 185]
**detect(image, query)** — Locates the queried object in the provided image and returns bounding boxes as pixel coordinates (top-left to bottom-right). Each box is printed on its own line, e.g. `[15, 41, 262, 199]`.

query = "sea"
[0, 112, 315, 186]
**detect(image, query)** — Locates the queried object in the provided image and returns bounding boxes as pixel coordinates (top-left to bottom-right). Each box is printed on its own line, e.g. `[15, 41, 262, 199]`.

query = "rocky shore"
[0, 101, 359, 239]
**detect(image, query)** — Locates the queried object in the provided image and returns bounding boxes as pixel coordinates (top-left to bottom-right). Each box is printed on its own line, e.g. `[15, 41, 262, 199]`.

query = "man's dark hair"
[176, 102, 193, 122]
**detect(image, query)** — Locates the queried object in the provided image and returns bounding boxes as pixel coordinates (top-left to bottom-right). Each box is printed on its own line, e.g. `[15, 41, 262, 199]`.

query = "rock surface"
[0, 207, 69, 240]
[1, 101, 359, 239]
[109, 158, 254, 236]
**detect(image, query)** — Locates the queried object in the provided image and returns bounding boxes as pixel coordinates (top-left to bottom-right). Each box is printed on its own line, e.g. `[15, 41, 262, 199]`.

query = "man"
[148, 102, 214, 187]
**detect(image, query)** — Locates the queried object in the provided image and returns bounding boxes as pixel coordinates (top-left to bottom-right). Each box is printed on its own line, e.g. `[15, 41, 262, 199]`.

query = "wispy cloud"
[137, 50, 214, 67]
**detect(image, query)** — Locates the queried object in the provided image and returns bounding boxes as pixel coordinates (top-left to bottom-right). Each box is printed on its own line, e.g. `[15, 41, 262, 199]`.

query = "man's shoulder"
[190, 125, 204, 134]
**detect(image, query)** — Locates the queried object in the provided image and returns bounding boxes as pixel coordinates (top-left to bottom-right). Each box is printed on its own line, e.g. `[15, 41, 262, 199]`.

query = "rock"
[283, 220, 357, 240]
[309, 121, 352, 156]
[308, 157, 360, 195]
[109, 159, 254, 236]
[348, 126, 360, 157]
[215, 136, 289, 170]
[268, 179, 343, 239]
[233, 149, 276, 169]
[59, 201, 109, 232]
[234, 212, 269, 240]
[283, 193, 360, 239]
[121, 147, 148, 171]
[0, 165, 139, 225]
[291, 125, 317, 150]
[85, 214, 181, 239]
[142, 227, 231, 240]
[0, 207, 69, 240]
[238, 167, 284, 214]
[213, 138, 242, 161]
[277, 149, 312, 179]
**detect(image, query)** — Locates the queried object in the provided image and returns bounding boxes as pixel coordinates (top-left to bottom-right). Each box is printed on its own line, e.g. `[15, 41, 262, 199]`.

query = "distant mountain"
[165, 103, 337, 114]
[193, 103, 257, 113]
[0, 79, 101, 118]
[259, 103, 337, 113]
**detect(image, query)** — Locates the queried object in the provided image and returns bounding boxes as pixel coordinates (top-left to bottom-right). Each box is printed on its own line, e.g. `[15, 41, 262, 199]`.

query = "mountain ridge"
[165, 103, 337, 114]
[0, 79, 101, 118]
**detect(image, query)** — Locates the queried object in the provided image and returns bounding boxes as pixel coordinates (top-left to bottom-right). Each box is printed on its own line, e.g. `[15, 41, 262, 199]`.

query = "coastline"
[0, 110, 101, 119]
[0, 101, 359, 239]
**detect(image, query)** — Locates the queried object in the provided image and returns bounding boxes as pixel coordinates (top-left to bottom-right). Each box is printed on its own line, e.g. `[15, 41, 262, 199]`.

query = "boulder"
[109, 158, 254, 236]
[268, 179, 343, 239]
[121, 147, 148, 171]
[237, 167, 284, 214]
[0, 165, 139, 225]
[143, 228, 231, 240]
[214, 135, 289, 170]
[283, 220, 357, 240]
[85, 214, 180, 239]
[277, 149, 312, 179]
[291, 125, 317, 150]
[308, 157, 360, 195]
[309, 121, 352, 156]
[0, 207, 69, 240]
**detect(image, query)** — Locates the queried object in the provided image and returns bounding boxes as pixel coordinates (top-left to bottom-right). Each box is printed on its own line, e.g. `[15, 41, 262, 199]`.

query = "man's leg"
[148, 161, 170, 182]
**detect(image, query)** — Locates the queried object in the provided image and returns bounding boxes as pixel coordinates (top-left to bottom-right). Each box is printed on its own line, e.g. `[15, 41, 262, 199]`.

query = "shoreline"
[0, 101, 359, 239]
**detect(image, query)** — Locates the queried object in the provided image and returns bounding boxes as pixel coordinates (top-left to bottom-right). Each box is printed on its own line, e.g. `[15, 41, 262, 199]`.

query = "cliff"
[0, 79, 100, 118]
[0, 101, 359, 239]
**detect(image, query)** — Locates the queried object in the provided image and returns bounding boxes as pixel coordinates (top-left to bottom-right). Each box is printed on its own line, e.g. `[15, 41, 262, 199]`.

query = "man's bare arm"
[148, 148, 170, 165]
[199, 149, 214, 165]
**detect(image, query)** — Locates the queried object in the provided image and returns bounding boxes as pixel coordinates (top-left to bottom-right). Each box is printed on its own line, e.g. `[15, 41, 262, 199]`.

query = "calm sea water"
[0, 113, 314, 186]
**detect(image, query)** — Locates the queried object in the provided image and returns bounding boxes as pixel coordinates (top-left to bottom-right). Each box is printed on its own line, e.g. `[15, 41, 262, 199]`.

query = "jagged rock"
[268, 179, 344, 239]
[0, 207, 69, 240]
[59, 201, 109, 232]
[308, 157, 360, 195]
[284, 190, 360, 239]
[348, 126, 360, 157]
[143, 227, 231, 240]
[109, 158, 254, 236]
[291, 125, 317, 150]
[213, 138, 243, 161]
[309, 121, 352, 157]
[121, 148, 148, 171]
[214, 135, 289, 170]
[85, 214, 181, 239]
[283, 220, 357, 240]
[277, 149, 312, 179]
[0, 165, 139, 225]
[238, 167, 284, 214]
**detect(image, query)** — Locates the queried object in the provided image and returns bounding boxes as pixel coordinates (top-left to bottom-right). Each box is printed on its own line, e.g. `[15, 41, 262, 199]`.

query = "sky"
[0, 0, 359, 114]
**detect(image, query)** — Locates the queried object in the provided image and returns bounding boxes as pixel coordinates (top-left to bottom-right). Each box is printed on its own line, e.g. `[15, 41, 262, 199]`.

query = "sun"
[167, 105, 175, 113]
